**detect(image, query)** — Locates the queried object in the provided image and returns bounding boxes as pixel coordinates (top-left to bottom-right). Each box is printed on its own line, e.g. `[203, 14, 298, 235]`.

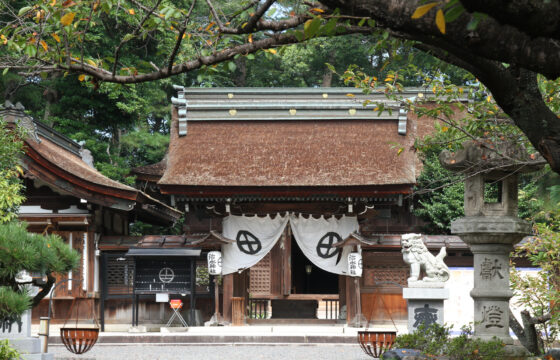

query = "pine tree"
[0, 118, 79, 324]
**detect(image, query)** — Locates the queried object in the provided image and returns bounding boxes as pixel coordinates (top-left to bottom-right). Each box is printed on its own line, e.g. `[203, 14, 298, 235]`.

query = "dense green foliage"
[0, 120, 25, 223]
[511, 206, 560, 352]
[413, 150, 464, 234]
[390, 323, 506, 360]
[0, 119, 79, 323]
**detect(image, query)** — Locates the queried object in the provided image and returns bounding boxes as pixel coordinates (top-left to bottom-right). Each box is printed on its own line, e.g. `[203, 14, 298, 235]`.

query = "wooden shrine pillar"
[270, 240, 283, 296]
[339, 274, 347, 312]
[270, 228, 291, 297]
[345, 275, 362, 325]
[223, 273, 234, 322]
[223, 271, 250, 323]
[282, 227, 291, 296]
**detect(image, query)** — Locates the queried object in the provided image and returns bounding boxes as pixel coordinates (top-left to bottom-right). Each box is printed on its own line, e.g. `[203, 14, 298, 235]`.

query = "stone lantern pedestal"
[452, 219, 528, 351]
[440, 141, 542, 358]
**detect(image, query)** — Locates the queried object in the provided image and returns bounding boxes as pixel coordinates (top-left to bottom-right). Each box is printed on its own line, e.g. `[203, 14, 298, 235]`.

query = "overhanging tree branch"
[319, 0, 560, 79]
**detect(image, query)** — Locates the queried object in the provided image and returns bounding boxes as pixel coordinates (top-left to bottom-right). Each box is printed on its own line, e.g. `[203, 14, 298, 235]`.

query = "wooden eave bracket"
[334, 232, 378, 248]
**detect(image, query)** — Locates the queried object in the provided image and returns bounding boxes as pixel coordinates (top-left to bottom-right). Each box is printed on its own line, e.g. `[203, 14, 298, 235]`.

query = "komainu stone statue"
[401, 233, 450, 285]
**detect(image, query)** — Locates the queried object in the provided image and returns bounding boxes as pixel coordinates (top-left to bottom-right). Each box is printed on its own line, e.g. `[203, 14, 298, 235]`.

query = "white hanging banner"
[289, 215, 359, 275]
[221, 214, 288, 275]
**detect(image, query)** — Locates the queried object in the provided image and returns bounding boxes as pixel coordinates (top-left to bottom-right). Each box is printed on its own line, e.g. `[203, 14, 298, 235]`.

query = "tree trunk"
[31, 273, 56, 308]
[321, 69, 332, 87]
[43, 99, 52, 126]
[509, 308, 543, 355]
[234, 57, 247, 87]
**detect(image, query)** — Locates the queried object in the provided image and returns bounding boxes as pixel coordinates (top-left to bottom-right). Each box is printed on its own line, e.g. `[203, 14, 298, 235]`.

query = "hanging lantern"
[207, 251, 222, 275]
[348, 252, 362, 277]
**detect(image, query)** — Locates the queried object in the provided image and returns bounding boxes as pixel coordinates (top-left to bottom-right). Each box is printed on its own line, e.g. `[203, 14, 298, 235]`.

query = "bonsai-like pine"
[0, 119, 79, 324]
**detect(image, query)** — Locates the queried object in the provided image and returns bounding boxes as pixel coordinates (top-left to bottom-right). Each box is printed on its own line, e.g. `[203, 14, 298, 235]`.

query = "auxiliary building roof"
[1, 102, 182, 225]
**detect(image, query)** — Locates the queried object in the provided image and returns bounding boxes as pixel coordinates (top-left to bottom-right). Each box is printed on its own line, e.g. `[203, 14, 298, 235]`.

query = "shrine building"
[123, 87, 477, 328]
[3, 89, 536, 331]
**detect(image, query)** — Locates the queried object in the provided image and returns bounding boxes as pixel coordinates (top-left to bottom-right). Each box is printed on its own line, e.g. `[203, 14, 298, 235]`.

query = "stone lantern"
[439, 141, 542, 357]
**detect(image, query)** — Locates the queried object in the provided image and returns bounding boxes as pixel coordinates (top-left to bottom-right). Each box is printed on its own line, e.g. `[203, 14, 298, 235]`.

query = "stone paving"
[50, 344, 372, 360]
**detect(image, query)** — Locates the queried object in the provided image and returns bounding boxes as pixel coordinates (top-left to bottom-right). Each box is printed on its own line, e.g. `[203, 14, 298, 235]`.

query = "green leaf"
[122, 33, 135, 42]
[228, 61, 236, 72]
[444, 5, 464, 23]
[18, 6, 32, 16]
[304, 18, 321, 38]
[246, 53, 255, 60]
[320, 18, 337, 35]
[466, 15, 480, 31]
[2, 68, 9, 76]
[24, 45, 36, 58]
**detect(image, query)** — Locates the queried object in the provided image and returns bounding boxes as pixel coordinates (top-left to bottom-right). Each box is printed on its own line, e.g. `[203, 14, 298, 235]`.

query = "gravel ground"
[50, 344, 373, 360]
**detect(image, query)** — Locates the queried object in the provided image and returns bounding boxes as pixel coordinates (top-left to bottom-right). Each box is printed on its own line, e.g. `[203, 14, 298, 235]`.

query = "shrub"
[0, 339, 21, 360]
[389, 323, 506, 360]
[393, 323, 450, 356]
[446, 325, 506, 360]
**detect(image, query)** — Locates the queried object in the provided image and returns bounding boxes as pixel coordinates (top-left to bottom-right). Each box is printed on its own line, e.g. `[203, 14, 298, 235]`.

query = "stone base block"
[403, 287, 449, 333]
[21, 353, 53, 360]
[7, 337, 53, 360]
[128, 326, 147, 333]
[403, 287, 450, 300]
[160, 326, 188, 333]
[8, 337, 40, 354]
[407, 280, 446, 288]
[405, 299, 445, 333]
[501, 344, 529, 360]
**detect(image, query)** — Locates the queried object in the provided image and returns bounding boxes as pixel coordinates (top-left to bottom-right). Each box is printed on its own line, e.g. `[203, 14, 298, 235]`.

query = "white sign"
[207, 251, 222, 275]
[156, 293, 169, 303]
[348, 252, 363, 277]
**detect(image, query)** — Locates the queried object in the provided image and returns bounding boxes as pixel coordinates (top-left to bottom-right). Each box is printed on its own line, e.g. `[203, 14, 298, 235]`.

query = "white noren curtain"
[221, 214, 288, 275]
[289, 214, 359, 275]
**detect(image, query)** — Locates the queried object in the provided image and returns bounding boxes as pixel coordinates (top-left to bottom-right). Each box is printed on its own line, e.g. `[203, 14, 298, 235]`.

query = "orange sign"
[169, 299, 183, 309]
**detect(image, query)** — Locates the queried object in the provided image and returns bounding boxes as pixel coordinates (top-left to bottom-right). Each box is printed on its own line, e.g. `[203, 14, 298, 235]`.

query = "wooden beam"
[160, 184, 414, 197]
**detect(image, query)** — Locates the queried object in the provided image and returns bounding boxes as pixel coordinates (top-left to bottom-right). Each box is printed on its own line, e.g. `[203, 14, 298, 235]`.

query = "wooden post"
[231, 297, 245, 326]
[282, 227, 291, 296]
[346, 276, 355, 325]
[213, 277, 220, 320]
[223, 273, 234, 322]
[270, 239, 283, 296]
[355, 277, 362, 326]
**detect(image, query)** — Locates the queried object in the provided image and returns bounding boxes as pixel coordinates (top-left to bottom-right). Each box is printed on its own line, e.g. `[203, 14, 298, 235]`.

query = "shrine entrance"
[291, 235, 338, 295]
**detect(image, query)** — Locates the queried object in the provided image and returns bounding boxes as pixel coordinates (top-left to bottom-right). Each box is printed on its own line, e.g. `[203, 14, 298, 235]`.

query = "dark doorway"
[291, 236, 338, 294]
